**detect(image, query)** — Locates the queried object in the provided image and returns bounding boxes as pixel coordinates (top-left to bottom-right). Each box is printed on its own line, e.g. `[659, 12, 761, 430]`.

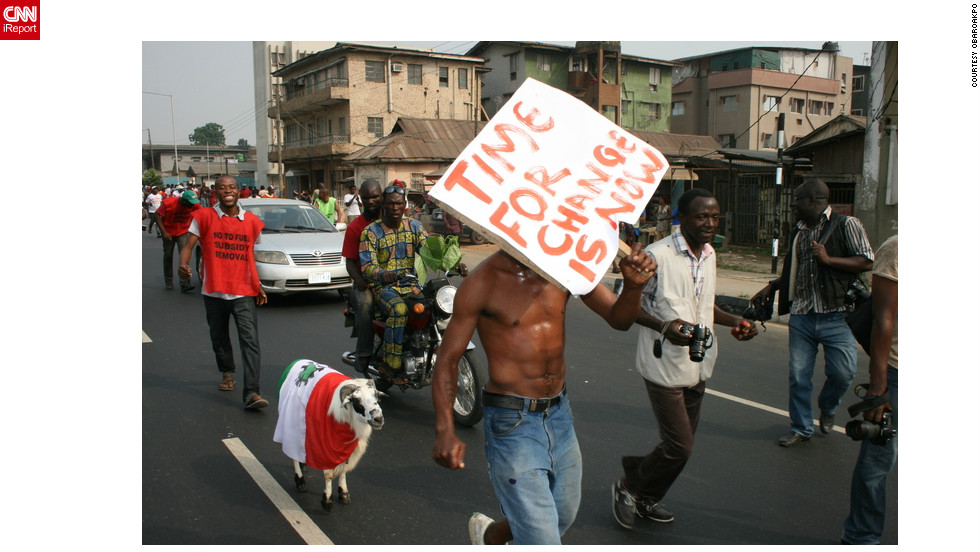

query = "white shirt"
[343, 193, 361, 217]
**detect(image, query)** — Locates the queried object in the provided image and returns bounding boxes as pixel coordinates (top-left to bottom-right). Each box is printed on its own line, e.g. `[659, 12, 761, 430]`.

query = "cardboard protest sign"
[428, 78, 670, 295]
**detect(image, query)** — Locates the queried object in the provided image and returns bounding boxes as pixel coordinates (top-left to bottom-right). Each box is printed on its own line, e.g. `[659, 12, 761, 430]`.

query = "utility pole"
[145, 128, 154, 171]
[771, 113, 785, 274]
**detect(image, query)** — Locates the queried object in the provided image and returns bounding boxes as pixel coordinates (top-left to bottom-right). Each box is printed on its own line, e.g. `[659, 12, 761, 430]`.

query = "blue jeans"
[203, 295, 262, 403]
[788, 312, 858, 436]
[350, 285, 375, 362]
[842, 366, 898, 545]
[483, 394, 582, 545]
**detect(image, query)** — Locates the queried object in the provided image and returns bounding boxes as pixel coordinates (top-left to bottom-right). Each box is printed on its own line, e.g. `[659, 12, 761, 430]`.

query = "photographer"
[841, 234, 898, 545]
[751, 179, 874, 447]
[612, 189, 758, 529]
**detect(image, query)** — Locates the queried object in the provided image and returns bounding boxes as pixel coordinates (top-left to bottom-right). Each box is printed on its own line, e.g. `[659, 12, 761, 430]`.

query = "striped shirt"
[790, 207, 874, 314]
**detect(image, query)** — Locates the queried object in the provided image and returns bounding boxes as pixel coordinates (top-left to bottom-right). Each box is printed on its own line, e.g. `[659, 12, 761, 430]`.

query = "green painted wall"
[619, 60, 671, 132]
[523, 50, 570, 90]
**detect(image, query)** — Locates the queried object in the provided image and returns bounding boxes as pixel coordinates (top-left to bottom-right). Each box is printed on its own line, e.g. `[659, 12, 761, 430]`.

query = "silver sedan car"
[239, 198, 352, 294]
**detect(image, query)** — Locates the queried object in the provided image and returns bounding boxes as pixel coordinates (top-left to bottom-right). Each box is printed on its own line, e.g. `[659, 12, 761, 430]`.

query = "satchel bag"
[845, 280, 873, 354]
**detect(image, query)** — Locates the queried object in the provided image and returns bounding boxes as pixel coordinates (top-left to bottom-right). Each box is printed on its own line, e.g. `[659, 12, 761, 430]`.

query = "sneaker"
[636, 499, 674, 523]
[778, 431, 812, 447]
[468, 512, 494, 545]
[244, 394, 269, 410]
[819, 411, 835, 434]
[612, 479, 637, 529]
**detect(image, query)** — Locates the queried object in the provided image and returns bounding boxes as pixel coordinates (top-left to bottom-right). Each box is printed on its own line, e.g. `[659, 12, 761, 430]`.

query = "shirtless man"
[432, 243, 656, 545]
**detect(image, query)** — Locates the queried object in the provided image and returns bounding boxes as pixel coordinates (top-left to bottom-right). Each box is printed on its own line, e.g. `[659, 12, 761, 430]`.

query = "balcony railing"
[269, 134, 351, 154]
[285, 78, 349, 101]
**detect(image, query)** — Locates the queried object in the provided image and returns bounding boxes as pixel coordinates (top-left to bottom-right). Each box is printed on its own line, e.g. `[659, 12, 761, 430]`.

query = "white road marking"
[706, 388, 846, 434]
[222, 437, 334, 545]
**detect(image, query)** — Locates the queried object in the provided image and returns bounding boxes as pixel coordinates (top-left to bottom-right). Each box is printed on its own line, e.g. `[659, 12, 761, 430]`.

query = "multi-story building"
[264, 42, 487, 197]
[253, 41, 343, 192]
[849, 64, 871, 117]
[466, 41, 677, 133]
[670, 44, 854, 150]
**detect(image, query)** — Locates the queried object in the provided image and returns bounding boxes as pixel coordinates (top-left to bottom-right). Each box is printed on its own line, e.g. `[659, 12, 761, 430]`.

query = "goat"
[274, 359, 385, 510]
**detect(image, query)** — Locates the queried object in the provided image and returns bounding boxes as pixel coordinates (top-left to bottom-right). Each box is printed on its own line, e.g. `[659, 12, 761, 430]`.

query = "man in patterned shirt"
[358, 185, 428, 383]
[752, 179, 874, 447]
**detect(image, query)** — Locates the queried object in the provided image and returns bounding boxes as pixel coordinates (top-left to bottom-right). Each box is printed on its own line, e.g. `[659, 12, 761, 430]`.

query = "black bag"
[845, 279, 873, 354]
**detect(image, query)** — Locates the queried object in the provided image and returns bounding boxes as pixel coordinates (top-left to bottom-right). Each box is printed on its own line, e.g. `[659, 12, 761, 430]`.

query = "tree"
[237, 138, 249, 148]
[189, 122, 226, 146]
[143, 168, 163, 189]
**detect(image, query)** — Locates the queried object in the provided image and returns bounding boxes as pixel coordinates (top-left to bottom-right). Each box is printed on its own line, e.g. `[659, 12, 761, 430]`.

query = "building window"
[571, 56, 585, 72]
[649, 66, 661, 92]
[721, 95, 738, 112]
[649, 102, 662, 120]
[763, 95, 780, 111]
[365, 60, 385, 83]
[671, 101, 685, 116]
[537, 54, 551, 71]
[458, 68, 468, 89]
[439, 66, 449, 87]
[825, 102, 834, 116]
[326, 62, 347, 82]
[719, 134, 736, 148]
[508, 53, 519, 80]
[621, 100, 631, 116]
[762, 133, 775, 148]
[809, 100, 823, 115]
[367, 117, 384, 138]
[852, 74, 865, 92]
[338, 117, 347, 136]
[408, 63, 422, 84]
[790, 98, 805, 113]
[851, 108, 864, 116]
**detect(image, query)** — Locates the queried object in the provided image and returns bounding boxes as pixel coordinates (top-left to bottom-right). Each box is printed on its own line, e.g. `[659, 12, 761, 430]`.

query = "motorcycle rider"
[357, 184, 432, 383]
[342, 178, 384, 374]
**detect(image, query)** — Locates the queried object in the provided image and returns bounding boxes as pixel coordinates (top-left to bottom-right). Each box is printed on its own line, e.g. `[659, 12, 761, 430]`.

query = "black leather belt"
[482, 388, 565, 413]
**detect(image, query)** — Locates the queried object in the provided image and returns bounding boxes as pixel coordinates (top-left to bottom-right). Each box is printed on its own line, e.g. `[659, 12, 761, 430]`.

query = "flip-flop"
[218, 374, 235, 391]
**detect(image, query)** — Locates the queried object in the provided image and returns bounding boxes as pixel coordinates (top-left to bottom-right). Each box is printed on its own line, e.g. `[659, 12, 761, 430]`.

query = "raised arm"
[581, 242, 656, 330]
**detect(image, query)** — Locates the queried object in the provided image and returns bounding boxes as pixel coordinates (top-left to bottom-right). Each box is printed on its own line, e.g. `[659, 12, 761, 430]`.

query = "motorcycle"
[342, 272, 484, 427]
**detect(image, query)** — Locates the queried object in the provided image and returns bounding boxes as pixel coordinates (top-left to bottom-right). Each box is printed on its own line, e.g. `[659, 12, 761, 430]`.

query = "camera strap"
[846, 384, 892, 417]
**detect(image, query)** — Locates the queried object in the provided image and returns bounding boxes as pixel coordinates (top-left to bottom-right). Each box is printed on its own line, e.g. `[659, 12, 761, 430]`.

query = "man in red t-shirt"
[341, 178, 384, 373]
[178, 176, 270, 410]
[155, 190, 202, 291]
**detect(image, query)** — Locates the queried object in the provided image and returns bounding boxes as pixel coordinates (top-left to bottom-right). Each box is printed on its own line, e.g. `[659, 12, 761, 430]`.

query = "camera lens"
[845, 419, 881, 441]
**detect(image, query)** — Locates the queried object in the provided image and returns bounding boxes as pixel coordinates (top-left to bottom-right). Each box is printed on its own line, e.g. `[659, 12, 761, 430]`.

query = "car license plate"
[308, 272, 331, 284]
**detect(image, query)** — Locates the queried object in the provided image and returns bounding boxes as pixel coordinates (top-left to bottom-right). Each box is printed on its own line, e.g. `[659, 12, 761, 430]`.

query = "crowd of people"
[148, 174, 897, 545]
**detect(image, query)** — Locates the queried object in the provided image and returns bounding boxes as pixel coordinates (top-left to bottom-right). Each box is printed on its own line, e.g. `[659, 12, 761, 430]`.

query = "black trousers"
[622, 378, 705, 501]
[203, 295, 262, 402]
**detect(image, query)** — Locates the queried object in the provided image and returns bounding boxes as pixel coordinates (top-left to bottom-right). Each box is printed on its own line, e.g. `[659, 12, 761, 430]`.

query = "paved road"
[142, 230, 897, 545]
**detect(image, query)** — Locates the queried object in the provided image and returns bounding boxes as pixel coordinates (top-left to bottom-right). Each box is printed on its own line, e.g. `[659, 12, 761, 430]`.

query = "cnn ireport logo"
[1, 1, 39, 40]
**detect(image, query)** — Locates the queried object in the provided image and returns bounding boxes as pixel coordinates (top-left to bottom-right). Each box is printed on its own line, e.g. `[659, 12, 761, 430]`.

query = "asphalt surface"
[142, 229, 900, 546]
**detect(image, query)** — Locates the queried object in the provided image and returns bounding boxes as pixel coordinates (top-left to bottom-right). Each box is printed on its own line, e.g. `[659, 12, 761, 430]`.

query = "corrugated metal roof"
[345, 118, 487, 163]
[784, 114, 867, 155]
[629, 130, 724, 159]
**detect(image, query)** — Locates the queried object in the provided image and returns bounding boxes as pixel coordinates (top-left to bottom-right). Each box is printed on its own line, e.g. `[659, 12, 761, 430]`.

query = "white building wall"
[252, 41, 337, 190]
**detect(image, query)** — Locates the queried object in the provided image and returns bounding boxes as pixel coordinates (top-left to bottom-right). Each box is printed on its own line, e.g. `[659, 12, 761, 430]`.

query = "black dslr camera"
[742, 280, 776, 329]
[845, 412, 896, 446]
[679, 324, 713, 362]
[844, 384, 896, 446]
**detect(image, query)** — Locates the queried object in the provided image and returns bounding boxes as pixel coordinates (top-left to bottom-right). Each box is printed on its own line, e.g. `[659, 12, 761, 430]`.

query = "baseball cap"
[181, 190, 200, 205]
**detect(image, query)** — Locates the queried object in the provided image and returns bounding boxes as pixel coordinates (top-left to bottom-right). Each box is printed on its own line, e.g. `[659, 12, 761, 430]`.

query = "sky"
[141, 40, 871, 149]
